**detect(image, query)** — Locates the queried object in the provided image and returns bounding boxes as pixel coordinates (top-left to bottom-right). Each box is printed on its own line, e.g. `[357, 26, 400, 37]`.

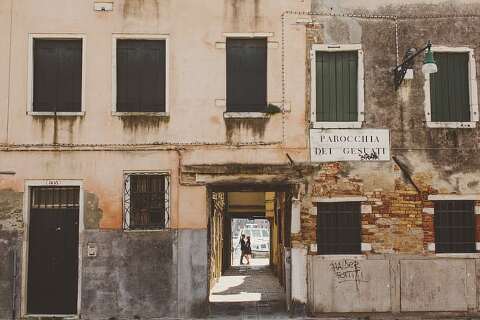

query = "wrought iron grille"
[123, 173, 170, 230]
[31, 186, 80, 209]
[434, 200, 476, 253]
[316, 202, 361, 255]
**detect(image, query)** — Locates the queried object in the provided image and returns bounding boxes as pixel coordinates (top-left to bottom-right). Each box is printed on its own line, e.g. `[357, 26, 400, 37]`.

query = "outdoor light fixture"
[394, 40, 438, 89]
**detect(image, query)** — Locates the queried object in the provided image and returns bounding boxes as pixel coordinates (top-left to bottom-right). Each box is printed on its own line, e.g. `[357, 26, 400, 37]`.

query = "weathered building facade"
[294, 0, 480, 316]
[0, 0, 310, 318]
[2, 0, 480, 318]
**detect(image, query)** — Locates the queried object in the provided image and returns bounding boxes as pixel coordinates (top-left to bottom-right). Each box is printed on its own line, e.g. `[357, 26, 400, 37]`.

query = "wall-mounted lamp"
[394, 40, 438, 90]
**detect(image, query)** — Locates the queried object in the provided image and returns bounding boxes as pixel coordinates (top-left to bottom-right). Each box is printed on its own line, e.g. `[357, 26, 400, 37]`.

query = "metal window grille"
[123, 173, 170, 230]
[31, 186, 80, 209]
[434, 200, 475, 253]
[316, 202, 361, 254]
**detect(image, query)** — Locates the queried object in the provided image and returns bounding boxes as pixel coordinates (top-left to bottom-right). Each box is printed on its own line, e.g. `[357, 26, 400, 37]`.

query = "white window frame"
[222, 33, 274, 118]
[426, 194, 480, 256]
[424, 46, 479, 128]
[123, 171, 171, 231]
[310, 44, 364, 128]
[27, 34, 86, 116]
[112, 34, 170, 117]
[21, 179, 84, 318]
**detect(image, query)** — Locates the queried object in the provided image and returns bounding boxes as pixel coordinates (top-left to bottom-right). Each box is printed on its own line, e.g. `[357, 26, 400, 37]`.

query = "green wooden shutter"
[316, 51, 358, 122]
[430, 52, 470, 122]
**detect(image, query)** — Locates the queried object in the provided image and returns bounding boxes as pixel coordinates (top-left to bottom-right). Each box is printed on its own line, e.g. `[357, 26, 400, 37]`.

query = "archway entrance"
[207, 185, 293, 315]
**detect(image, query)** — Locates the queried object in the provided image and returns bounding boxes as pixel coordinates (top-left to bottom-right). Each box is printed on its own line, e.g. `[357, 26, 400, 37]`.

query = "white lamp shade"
[422, 62, 438, 74]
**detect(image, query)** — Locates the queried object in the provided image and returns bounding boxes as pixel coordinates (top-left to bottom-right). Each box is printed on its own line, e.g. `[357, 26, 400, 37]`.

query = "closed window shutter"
[33, 39, 82, 112]
[226, 38, 267, 112]
[316, 202, 361, 254]
[117, 40, 166, 112]
[434, 201, 475, 253]
[316, 51, 358, 122]
[430, 52, 470, 122]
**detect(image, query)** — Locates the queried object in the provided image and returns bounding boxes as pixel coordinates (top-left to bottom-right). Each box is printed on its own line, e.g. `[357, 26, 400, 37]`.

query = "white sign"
[310, 129, 390, 162]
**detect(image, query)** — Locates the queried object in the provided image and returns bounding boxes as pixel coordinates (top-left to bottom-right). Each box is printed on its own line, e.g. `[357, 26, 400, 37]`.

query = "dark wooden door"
[27, 187, 79, 315]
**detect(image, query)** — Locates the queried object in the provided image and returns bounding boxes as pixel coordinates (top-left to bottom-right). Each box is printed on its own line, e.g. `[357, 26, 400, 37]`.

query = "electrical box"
[87, 243, 98, 257]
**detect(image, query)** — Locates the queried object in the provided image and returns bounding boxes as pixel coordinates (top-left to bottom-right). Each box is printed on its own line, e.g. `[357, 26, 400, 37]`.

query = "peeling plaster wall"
[3, 0, 309, 148]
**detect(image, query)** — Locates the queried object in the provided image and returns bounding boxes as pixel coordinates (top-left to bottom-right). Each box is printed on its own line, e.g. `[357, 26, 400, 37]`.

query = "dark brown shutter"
[116, 40, 166, 112]
[226, 38, 267, 112]
[434, 200, 475, 253]
[33, 39, 82, 112]
[430, 52, 470, 122]
[316, 51, 358, 122]
[316, 202, 361, 254]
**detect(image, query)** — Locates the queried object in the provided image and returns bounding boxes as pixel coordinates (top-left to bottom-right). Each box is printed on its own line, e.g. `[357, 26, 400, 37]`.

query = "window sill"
[311, 121, 363, 129]
[112, 112, 169, 117]
[28, 111, 85, 116]
[25, 315, 77, 319]
[434, 253, 480, 258]
[123, 228, 169, 233]
[426, 121, 476, 128]
[314, 254, 366, 260]
[223, 112, 271, 119]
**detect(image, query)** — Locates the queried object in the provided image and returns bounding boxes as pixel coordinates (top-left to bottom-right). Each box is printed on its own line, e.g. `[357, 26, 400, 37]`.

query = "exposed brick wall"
[295, 163, 426, 255]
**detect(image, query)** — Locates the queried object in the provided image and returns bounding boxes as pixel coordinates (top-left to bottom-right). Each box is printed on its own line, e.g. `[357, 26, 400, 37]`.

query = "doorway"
[25, 186, 80, 315]
[207, 186, 292, 312]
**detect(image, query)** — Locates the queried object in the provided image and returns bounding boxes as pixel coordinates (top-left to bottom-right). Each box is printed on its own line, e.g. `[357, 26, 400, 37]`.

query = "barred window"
[123, 173, 170, 229]
[434, 200, 475, 253]
[316, 202, 361, 254]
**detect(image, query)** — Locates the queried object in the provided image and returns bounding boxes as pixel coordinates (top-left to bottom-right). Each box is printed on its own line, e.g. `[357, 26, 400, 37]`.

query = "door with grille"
[27, 186, 80, 315]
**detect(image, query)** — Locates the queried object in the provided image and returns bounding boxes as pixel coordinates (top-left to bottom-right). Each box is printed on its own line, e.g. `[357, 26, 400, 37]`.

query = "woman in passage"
[245, 236, 252, 265]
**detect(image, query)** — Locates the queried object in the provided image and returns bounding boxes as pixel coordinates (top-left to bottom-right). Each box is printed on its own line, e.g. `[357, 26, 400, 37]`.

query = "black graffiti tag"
[329, 259, 367, 286]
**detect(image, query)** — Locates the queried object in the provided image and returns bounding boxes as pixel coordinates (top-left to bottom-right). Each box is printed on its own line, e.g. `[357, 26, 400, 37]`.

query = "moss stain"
[120, 116, 169, 132]
[225, 118, 268, 143]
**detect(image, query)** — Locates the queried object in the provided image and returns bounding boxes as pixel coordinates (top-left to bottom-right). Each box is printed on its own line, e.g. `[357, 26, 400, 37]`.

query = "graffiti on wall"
[329, 259, 367, 288]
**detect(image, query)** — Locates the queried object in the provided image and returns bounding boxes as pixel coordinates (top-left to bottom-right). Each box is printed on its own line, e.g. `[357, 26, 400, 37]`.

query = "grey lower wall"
[0, 228, 208, 320]
[81, 229, 208, 320]
[0, 231, 21, 320]
[308, 255, 478, 314]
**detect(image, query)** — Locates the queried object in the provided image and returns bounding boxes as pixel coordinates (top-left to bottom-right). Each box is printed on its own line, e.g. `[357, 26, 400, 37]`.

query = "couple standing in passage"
[239, 234, 251, 265]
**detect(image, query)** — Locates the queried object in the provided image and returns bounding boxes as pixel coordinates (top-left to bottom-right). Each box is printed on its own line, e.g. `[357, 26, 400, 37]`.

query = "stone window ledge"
[112, 111, 170, 117]
[315, 254, 367, 260]
[223, 112, 271, 119]
[426, 121, 477, 128]
[434, 253, 480, 259]
[28, 111, 85, 116]
[123, 228, 170, 233]
[311, 121, 363, 129]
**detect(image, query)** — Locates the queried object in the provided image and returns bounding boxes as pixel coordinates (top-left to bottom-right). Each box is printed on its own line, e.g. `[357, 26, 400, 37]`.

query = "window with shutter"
[116, 40, 166, 112]
[434, 200, 476, 253]
[316, 202, 361, 254]
[315, 51, 358, 122]
[430, 53, 470, 122]
[226, 38, 267, 112]
[33, 39, 82, 112]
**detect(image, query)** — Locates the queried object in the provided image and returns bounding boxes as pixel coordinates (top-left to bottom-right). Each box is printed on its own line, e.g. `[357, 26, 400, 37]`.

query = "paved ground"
[209, 264, 285, 303]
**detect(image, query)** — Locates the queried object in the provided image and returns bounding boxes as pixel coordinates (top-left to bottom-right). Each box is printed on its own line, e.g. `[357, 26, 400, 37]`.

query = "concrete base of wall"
[0, 231, 22, 320]
[308, 255, 479, 315]
[0, 229, 208, 319]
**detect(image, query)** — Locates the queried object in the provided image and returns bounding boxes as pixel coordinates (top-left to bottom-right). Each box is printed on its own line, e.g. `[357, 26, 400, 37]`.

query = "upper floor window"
[226, 38, 267, 112]
[310, 44, 364, 128]
[123, 172, 170, 230]
[425, 48, 479, 128]
[114, 38, 167, 114]
[316, 201, 361, 254]
[434, 200, 476, 253]
[30, 37, 84, 114]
